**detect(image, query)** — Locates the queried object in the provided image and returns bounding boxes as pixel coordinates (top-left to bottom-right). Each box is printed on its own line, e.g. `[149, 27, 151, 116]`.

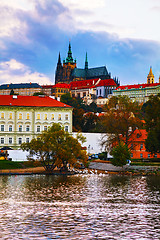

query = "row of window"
[0, 124, 69, 132]
[0, 137, 29, 145]
[131, 153, 157, 158]
[0, 113, 69, 121]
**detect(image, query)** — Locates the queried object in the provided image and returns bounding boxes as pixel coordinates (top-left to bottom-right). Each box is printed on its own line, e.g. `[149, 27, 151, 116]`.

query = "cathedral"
[55, 42, 119, 85]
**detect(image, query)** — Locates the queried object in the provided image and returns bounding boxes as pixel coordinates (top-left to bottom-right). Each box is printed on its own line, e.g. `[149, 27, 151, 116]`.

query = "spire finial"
[85, 52, 88, 69]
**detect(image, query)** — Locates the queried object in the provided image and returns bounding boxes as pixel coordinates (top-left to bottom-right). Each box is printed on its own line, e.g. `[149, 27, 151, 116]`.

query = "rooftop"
[0, 95, 72, 108]
[0, 83, 41, 90]
[116, 82, 160, 90]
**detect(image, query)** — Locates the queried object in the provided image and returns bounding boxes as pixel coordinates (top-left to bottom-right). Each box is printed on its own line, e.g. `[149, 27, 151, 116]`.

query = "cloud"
[0, 59, 52, 85]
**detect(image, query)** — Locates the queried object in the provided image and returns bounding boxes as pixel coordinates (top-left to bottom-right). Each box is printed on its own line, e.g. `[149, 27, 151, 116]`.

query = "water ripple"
[0, 175, 159, 239]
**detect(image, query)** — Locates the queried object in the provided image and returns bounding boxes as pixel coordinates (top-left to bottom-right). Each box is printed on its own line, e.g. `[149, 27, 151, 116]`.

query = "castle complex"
[55, 42, 119, 86]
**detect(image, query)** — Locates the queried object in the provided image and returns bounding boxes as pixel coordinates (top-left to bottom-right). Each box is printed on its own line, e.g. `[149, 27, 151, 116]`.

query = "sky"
[0, 0, 160, 86]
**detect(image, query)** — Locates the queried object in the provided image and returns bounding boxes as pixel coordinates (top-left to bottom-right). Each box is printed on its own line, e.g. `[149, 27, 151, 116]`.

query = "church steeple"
[66, 41, 73, 63]
[147, 66, 154, 84]
[57, 52, 62, 66]
[85, 52, 88, 69]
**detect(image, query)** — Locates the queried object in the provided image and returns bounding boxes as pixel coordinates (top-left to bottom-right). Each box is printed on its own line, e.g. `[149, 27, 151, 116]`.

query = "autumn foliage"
[21, 123, 88, 172]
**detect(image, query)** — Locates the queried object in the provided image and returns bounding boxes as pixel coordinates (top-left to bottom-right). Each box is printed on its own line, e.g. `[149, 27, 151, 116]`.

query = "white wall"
[72, 132, 112, 157]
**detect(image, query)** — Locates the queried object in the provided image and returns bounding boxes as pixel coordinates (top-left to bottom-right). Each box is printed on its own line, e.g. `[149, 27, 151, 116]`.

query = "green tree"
[21, 123, 87, 172]
[101, 96, 142, 152]
[142, 94, 160, 154]
[111, 142, 131, 167]
[10, 89, 15, 95]
[33, 92, 45, 96]
[82, 112, 98, 132]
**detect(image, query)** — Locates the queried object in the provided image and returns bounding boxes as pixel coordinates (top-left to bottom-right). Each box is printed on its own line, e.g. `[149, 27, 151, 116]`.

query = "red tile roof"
[51, 83, 70, 89]
[70, 78, 116, 90]
[95, 79, 117, 87]
[116, 83, 160, 90]
[0, 95, 72, 108]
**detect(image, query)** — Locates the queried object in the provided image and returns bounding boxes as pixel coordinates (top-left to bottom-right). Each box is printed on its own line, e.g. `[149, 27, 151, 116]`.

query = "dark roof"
[0, 83, 42, 90]
[72, 66, 109, 79]
[0, 95, 72, 108]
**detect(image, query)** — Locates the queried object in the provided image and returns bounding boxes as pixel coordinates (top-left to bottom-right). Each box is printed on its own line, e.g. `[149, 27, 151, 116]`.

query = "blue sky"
[0, 0, 160, 85]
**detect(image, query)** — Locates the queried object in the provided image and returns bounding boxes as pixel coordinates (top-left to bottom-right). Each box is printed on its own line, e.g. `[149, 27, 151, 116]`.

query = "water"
[0, 174, 160, 239]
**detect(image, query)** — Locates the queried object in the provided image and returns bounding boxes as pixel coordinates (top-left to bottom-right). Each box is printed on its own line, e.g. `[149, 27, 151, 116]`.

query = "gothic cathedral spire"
[85, 52, 88, 69]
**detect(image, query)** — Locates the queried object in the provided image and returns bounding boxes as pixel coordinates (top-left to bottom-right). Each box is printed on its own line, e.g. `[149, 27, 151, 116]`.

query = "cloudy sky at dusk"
[0, 0, 160, 85]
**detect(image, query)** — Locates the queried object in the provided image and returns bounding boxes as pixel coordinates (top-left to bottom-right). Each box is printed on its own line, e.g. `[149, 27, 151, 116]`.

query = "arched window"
[37, 126, 40, 132]
[9, 125, 12, 132]
[26, 125, 30, 132]
[19, 125, 22, 132]
[44, 126, 47, 131]
[58, 114, 61, 120]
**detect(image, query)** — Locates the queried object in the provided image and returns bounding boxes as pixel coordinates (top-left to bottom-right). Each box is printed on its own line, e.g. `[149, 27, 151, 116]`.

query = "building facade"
[113, 68, 160, 103]
[128, 129, 160, 160]
[0, 83, 42, 96]
[0, 95, 72, 149]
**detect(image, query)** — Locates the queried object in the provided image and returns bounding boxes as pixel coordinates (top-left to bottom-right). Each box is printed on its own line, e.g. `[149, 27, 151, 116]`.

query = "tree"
[111, 142, 131, 167]
[101, 96, 142, 152]
[10, 89, 15, 95]
[33, 92, 45, 96]
[82, 112, 98, 132]
[142, 94, 160, 154]
[21, 123, 88, 172]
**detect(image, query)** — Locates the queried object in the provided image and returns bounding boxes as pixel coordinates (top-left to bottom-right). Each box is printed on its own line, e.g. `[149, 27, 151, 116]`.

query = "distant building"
[55, 42, 119, 85]
[0, 95, 72, 149]
[0, 83, 42, 96]
[113, 67, 160, 103]
[128, 129, 160, 160]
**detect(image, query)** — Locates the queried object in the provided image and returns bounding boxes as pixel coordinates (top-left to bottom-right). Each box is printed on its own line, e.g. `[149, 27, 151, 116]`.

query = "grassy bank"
[0, 160, 41, 170]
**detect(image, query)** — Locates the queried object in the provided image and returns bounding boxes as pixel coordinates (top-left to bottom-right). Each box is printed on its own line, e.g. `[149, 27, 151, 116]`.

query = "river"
[0, 174, 159, 239]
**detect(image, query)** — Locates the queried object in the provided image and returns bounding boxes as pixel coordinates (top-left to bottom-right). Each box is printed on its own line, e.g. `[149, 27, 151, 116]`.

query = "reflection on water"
[0, 174, 160, 239]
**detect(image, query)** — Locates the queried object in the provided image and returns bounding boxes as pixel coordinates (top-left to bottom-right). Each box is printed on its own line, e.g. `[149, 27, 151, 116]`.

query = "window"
[51, 114, 54, 120]
[44, 126, 47, 131]
[1, 138, 4, 144]
[9, 125, 12, 132]
[131, 153, 133, 158]
[65, 114, 68, 121]
[58, 114, 61, 120]
[9, 113, 12, 119]
[140, 144, 143, 149]
[26, 125, 30, 132]
[37, 126, 40, 132]
[44, 114, 47, 120]
[1, 125, 4, 131]
[19, 125, 22, 132]
[131, 144, 133, 150]
[26, 138, 29, 143]
[19, 113, 22, 119]
[155, 154, 157, 158]
[1, 113, 4, 119]
[65, 126, 69, 132]
[18, 138, 22, 145]
[37, 114, 40, 120]
[26, 113, 30, 120]
[148, 154, 150, 158]
[9, 138, 12, 144]
[140, 153, 143, 159]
